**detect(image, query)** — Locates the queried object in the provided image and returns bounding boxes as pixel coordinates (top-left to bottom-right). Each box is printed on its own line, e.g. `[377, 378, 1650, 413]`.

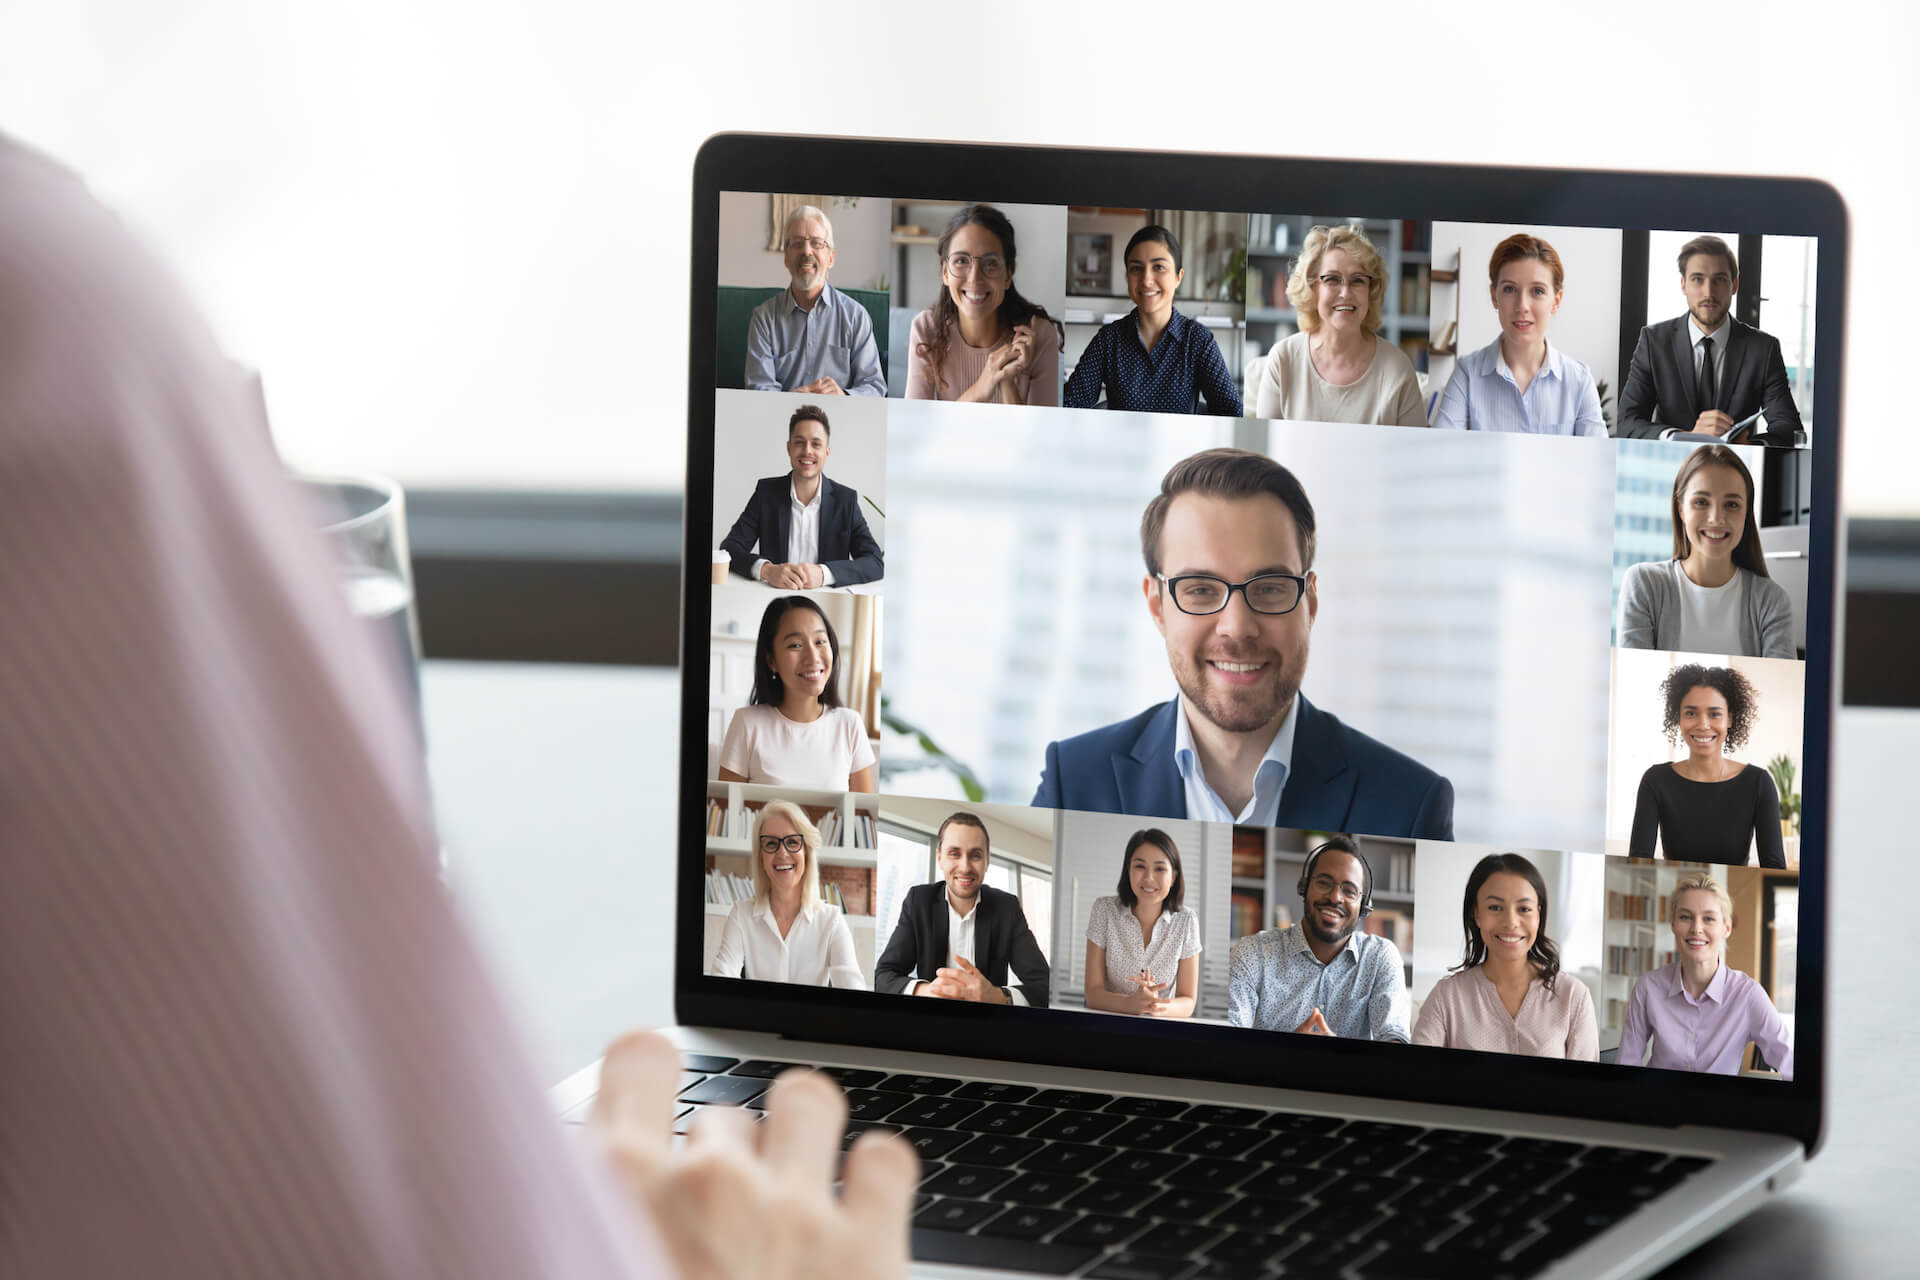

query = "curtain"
[844, 594, 878, 737]
[1152, 209, 1246, 301]
[769, 194, 835, 250]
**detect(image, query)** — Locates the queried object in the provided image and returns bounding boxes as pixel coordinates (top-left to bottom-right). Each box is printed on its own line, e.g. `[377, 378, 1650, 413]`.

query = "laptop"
[557, 135, 1840, 1279]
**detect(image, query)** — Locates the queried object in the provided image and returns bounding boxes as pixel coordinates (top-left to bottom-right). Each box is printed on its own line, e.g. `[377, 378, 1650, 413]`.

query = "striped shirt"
[1433, 339, 1606, 436]
[0, 133, 662, 1279]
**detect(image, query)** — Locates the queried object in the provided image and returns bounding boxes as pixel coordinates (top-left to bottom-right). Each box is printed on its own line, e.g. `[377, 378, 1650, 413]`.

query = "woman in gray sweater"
[1616, 444, 1794, 659]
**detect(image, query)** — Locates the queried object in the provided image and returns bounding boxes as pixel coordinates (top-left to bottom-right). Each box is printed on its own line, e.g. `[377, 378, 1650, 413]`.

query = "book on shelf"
[819, 865, 873, 916]
[1230, 890, 1263, 940]
[1363, 906, 1412, 956]
[704, 870, 754, 906]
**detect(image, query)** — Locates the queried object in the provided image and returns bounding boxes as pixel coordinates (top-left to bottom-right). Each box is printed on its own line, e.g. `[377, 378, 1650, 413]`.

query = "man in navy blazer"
[720, 403, 883, 586]
[1616, 235, 1803, 447]
[1033, 448, 1453, 840]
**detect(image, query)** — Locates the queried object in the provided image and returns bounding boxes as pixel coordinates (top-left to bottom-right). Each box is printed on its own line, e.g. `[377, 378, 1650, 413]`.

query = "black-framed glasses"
[945, 252, 1007, 279]
[1157, 572, 1307, 616]
[759, 834, 806, 855]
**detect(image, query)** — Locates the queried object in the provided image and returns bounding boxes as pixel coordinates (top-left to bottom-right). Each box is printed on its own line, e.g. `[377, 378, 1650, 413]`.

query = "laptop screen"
[690, 151, 1832, 1134]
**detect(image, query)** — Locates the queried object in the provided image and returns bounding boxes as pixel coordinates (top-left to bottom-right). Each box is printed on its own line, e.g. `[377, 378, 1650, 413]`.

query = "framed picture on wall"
[1069, 232, 1112, 296]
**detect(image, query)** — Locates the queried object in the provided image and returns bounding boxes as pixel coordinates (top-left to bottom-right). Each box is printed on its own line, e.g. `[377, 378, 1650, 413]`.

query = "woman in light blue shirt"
[1434, 234, 1605, 436]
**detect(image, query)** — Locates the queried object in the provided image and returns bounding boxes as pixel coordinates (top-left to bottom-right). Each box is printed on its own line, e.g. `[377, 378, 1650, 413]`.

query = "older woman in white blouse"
[1082, 829, 1201, 1018]
[708, 800, 867, 988]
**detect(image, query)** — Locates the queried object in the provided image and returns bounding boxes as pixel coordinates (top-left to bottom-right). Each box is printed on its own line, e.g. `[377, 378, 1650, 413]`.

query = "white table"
[423, 660, 1920, 1274]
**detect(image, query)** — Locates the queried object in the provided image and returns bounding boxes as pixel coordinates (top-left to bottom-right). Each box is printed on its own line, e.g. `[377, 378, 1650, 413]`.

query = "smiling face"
[1671, 888, 1732, 964]
[1681, 251, 1736, 332]
[1313, 245, 1370, 335]
[1145, 491, 1317, 738]
[936, 820, 991, 906]
[1677, 684, 1731, 759]
[1125, 238, 1182, 322]
[1474, 871, 1540, 965]
[1303, 848, 1365, 948]
[783, 215, 834, 294]
[1679, 462, 1747, 565]
[758, 811, 807, 895]
[1128, 843, 1175, 909]
[1492, 258, 1560, 348]
[786, 416, 830, 484]
[768, 604, 833, 704]
[941, 222, 1010, 322]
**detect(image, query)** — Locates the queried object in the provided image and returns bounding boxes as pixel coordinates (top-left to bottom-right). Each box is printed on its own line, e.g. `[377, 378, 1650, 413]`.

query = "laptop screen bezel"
[676, 132, 1840, 1153]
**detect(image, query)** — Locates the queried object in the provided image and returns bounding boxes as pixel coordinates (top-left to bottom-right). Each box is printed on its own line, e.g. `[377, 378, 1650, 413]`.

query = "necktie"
[1699, 336, 1717, 413]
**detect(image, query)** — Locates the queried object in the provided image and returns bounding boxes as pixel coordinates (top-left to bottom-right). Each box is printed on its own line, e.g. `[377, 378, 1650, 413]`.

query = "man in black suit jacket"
[874, 812, 1051, 1006]
[720, 404, 884, 586]
[1616, 235, 1803, 446]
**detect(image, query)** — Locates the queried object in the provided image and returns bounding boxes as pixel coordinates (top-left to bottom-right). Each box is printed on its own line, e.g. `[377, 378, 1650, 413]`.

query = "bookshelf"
[1600, 859, 1677, 1043]
[703, 780, 881, 975]
[1242, 215, 1433, 390]
[1425, 249, 1463, 425]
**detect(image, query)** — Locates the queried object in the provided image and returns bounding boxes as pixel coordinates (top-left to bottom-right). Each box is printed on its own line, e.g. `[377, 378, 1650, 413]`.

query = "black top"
[1628, 762, 1786, 868]
[873, 883, 1052, 1006]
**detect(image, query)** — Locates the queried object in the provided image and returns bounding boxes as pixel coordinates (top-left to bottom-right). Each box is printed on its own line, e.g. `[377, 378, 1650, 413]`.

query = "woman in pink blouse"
[904, 204, 1062, 406]
[1412, 853, 1598, 1060]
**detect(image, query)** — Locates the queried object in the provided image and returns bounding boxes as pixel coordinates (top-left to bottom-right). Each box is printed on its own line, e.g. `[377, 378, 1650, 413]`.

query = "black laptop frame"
[677, 133, 1841, 1153]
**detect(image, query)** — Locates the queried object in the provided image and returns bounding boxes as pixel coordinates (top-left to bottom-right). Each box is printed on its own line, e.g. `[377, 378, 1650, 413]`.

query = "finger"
[685, 1097, 758, 1152]
[842, 1128, 920, 1244]
[954, 956, 982, 974]
[591, 1029, 683, 1159]
[760, 1068, 846, 1189]
[935, 967, 965, 981]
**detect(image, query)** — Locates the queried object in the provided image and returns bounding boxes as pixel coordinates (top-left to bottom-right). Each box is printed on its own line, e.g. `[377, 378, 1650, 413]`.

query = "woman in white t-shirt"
[718, 596, 877, 791]
[1616, 444, 1795, 659]
[1083, 828, 1202, 1018]
[708, 800, 866, 987]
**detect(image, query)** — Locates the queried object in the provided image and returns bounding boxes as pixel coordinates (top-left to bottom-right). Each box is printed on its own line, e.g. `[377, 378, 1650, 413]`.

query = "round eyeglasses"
[1157, 572, 1307, 616]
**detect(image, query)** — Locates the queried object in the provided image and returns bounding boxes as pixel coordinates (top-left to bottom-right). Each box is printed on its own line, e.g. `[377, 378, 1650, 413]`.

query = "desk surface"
[423, 661, 1920, 1275]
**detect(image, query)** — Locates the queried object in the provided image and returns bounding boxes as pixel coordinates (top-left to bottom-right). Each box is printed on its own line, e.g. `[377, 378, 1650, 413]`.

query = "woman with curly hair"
[1412, 853, 1597, 1059]
[904, 203, 1062, 405]
[1251, 223, 1426, 426]
[1628, 663, 1785, 867]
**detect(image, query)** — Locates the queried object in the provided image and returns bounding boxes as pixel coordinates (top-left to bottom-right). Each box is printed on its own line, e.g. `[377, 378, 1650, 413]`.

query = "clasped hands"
[795, 376, 845, 396]
[966, 324, 1037, 401]
[915, 955, 1005, 1003]
[1119, 967, 1173, 1017]
[760, 561, 827, 590]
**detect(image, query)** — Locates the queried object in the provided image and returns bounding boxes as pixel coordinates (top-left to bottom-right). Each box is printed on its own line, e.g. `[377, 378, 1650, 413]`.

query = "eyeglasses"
[1317, 272, 1374, 293]
[1309, 874, 1362, 903]
[759, 834, 806, 855]
[945, 252, 1007, 279]
[1158, 572, 1308, 616]
[787, 236, 831, 253]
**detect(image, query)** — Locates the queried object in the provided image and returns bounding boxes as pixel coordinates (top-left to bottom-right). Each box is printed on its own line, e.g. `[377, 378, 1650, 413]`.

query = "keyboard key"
[816, 1066, 886, 1090]
[1444, 1220, 1547, 1261]
[1131, 1220, 1223, 1256]
[1467, 1187, 1568, 1229]
[1055, 1214, 1148, 1248]
[1497, 1136, 1587, 1162]
[1259, 1111, 1345, 1134]
[1001, 1172, 1090, 1206]
[1030, 1110, 1124, 1143]
[910, 1227, 1098, 1275]
[879, 1073, 961, 1095]
[1340, 1144, 1419, 1175]
[677, 1071, 708, 1092]
[947, 1135, 1042, 1168]
[923, 1164, 1017, 1199]
[1361, 1212, 1461, 1251]
[842, 1089, 914, 1122]
[679, 1054, 740, 1074]
[1181, 1104, 1266, 1128]
[979, 1205, 1076, 1240]
[898, 1127, 973, 1162]
[1553, 1164, 1686, 1203]
[1477, 1156, 1573, 1195]
[1248, 1133, 1351, 1166]
[1164, 1157, 1261, 1192]
[1065, 1180, 1146, 1215]
[727, 1059, 802, 1079]
[1535, 1198, 1638, 1244]
[1029, 1088, 1114, 1111]
[1235, 1166, 1335, 1202]
[678, 1075, 769, 1106]
[837, 1120, 901, 1151]
[1416, 1127, 1506, 1151]
[953, 1081, 1038, 1104]
[888, 1096, 984, 1128]
[957, 1104, 1052, 1136]
[1393, 1147, 1497, 1183]
[1111, 1117, 1189, 1149]
[1144, 1186, 1227, 1223]
[914, 1197, 1002, 1232]
[1298, 1201, 1385, 1243]
[1022, 1142, 1111, 1175]
[1087, 1249, 1204, 1279]
[1205, 1196, 1309, 1234]
[1105, 1095, 1190, 1118]
[1200, 1229, 1305, 1267]
[1332, 1174, 1415, 1207]
[1338, 1121, 1427, 1145]
[1094, 1150, 1190, 1182]
[1173, 1125, 1267, 1160]
[1392, 1181, 1487, 1217]
[1569, 1145, 1670, 1171]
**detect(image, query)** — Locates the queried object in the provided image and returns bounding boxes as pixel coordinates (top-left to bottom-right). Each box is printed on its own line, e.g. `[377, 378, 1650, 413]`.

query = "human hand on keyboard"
[591, 1030, 918, 1280]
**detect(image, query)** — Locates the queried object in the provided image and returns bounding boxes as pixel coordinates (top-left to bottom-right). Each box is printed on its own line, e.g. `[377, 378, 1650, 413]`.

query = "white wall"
[891, 201, 1068, 321]
[1409, 843, 1605, 1012]
[1604, 650, 1807, 854]
[1431, 222, 1623, 399]
[878, 794, 1055, 870]
[1051, 811, 1210, 999]
[716, 192, 893, 292]
[710, 389, 886, 553]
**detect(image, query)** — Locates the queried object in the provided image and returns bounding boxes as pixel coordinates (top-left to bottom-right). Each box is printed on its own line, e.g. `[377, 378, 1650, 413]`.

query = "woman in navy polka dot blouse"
[1063, 225, 1244, 416]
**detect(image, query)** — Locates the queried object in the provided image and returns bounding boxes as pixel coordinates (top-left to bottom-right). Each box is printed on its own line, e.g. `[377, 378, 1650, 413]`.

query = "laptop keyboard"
[656, 1054, 1714, 1279]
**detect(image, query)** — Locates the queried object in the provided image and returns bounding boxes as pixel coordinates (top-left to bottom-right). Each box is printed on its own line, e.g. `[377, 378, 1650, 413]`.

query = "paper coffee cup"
[711, 550, 730, 585]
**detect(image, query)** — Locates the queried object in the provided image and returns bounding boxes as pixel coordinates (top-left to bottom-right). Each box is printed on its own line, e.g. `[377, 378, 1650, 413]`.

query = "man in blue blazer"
[720, 404, 883, 586]
[1033, 448, 1453, 840]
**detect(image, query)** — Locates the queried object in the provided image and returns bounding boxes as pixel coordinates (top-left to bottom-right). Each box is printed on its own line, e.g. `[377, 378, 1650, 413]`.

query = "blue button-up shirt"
[1172, 693, 1296, 825]
[1063, 307, 1243, 415]
[1433, 339, 1605, 436]
[1227, 924, 1410, 1041]
[744, 283, 886, 396]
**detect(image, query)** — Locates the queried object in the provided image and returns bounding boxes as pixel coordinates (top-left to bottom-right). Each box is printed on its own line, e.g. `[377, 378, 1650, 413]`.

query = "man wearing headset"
[1226, 835, 1410, 1040]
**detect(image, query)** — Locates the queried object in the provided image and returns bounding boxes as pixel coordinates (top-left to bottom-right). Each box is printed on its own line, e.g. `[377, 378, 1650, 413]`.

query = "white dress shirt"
[708, 896, 867, 988]
[907, 892, 1031, 1006]
[1172, 692, 1298, 824]
[751, 478, 835, 586]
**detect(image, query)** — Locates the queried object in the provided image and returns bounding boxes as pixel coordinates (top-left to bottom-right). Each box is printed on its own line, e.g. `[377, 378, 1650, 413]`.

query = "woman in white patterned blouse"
[1082, 829, 1202, 1018]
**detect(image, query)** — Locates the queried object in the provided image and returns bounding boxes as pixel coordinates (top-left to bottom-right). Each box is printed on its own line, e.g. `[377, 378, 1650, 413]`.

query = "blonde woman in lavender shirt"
[1412, 853, 1598, 1060]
